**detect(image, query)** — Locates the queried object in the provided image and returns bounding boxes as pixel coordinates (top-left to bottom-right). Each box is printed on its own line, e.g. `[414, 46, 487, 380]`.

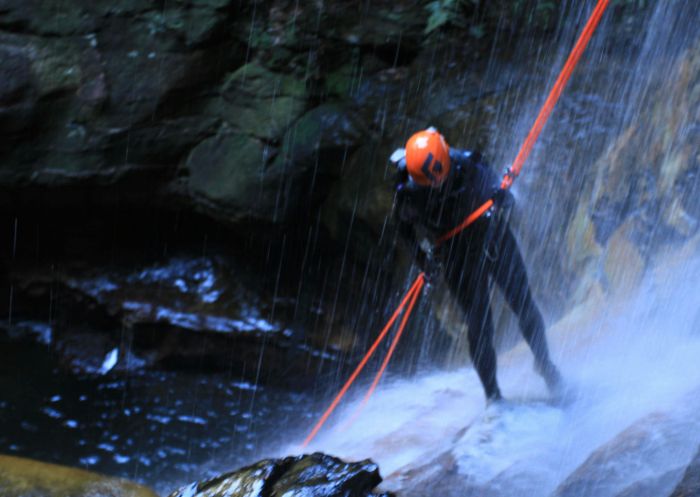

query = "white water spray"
[295, 251, 700, 496]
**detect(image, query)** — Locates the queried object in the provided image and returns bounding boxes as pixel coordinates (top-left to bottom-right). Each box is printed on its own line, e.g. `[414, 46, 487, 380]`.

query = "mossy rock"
[183, 129, 278, 222]
[275, 103, 366, 172]
[0, 454, 157, 497]
[184, 103, 366, 225]
[320, 3, 425, 55]
[215, 63, 308, 140]
[325, 62, 358, 98]
[0, 0, 100, 36]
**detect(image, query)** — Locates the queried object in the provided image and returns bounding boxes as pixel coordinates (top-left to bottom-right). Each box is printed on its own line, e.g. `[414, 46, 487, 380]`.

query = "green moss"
[0, 454, 157, 497]
[184, 131, 275, 220]
[214, 63, 308, 140]
[326, 63, 356, 98]
[223, 63, 307, 100]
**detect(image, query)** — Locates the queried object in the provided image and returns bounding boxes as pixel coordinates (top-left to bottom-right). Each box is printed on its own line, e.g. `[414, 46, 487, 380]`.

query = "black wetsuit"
[393, 148, 556, 400]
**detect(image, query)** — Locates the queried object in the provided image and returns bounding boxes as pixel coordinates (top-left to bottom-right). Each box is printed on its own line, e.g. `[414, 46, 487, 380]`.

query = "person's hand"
[491, 187, 514, 210]
[418, 246, 442, 288]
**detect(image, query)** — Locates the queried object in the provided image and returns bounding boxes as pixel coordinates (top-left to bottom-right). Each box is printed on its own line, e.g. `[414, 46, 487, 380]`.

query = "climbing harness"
[302, 0, 610, 447]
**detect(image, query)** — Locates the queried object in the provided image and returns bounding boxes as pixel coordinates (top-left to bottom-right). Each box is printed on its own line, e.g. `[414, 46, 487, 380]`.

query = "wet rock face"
[6, 253, 322, 379]
[552, 412, 688, 497]
[670, 445, 700, 497]
[559, 35, 700, 305]
[0, 454, 157, 497]
[168, 453, 389, 497]
[0, 0, 403, 223]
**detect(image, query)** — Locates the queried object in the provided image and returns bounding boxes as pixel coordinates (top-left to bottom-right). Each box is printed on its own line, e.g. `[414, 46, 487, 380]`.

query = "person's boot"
[485, 385, 503, 406]
[536, 360, 563, 395]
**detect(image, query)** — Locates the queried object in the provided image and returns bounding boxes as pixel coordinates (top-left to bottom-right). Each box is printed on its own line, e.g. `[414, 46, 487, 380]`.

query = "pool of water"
[0, 337, 314, 495]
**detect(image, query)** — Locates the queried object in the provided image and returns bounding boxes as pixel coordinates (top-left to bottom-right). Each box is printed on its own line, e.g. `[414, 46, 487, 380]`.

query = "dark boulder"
[168, 453, 391, 497]
[181, 129, 276, 223]
[181, 102, 366, 225]
[5, 254, 304, 376]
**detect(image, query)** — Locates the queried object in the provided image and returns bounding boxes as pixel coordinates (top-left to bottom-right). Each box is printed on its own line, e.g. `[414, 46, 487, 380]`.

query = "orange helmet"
[405, 128, 451, 187]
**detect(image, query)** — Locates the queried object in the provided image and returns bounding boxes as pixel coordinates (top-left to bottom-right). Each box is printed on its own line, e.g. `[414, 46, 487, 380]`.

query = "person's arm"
[452, 148, 514, 211]
[390, 154, 436, 278]
[393, 187, 429, 268]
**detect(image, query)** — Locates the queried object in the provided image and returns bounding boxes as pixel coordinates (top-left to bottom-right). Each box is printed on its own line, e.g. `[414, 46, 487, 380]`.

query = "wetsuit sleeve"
[451, 148, 514, 209]
[392, 180, 431, 272]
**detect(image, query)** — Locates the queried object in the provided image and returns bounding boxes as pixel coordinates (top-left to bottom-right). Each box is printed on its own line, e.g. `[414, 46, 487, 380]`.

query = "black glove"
[424, 258, 442, 289]
[491, 187, 514, 211]
[415, 239, 441, 285]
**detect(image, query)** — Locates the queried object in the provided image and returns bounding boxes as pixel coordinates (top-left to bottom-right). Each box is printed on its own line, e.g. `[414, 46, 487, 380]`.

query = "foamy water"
[292, 254, 700, 496]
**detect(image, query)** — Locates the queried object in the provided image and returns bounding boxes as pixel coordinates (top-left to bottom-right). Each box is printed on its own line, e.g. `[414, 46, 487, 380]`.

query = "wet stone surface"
[62, 256, 281, 335]
[670, 444, 700, 497]
[5, 252, 346, 381]
[169, 453, 389, 497]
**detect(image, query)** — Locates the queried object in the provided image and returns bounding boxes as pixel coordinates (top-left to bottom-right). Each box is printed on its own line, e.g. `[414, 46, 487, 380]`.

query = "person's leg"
[466, 283, 502, 401]
[446, 243, 502, 401]
[490, 224, 562, 390]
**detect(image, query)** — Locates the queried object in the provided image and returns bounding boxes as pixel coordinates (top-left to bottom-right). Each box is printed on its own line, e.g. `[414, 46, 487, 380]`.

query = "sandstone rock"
[603, 219, 646, 295]
[96, 15, 228, 128]
[670, 445, 700, 497]
[539, 33, 700, 312]
[554, 409, 699, 497]
[0, 0, 244, 193]
[386, 450, 487, 497]
[613, 468, 685, 497]
[168, 453, 389, 497]
[320, 2, 425, 52]
[0, 454, 157, 497]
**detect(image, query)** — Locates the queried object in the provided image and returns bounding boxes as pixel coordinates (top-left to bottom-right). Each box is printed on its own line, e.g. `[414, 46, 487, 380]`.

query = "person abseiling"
[390, 127, 562, 403]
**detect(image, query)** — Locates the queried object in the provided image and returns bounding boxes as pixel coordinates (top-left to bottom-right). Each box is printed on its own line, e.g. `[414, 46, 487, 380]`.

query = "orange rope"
[338, 275, 425, 431]
[301, 273, 425, 447]
[436, 199, 494, 246]
[360, 274, 424, 405]
[437, 0, 610, 246]
[301, 0, 611, 447]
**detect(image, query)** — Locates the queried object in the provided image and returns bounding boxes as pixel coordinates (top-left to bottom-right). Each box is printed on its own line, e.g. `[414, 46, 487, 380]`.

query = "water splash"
[296, 253, 700, 496]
